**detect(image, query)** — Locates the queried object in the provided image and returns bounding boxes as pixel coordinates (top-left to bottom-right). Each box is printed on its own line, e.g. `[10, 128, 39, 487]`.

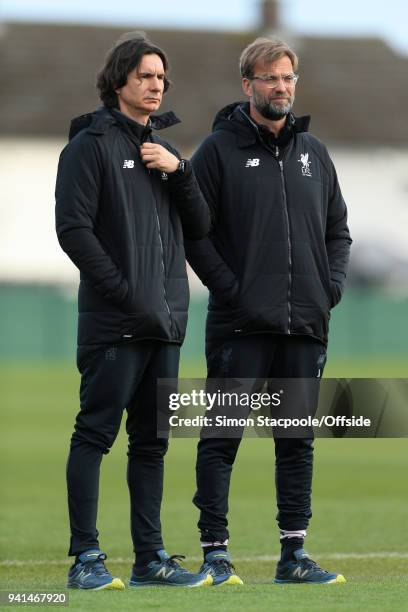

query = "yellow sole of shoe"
[216, 575, 244, 586]
[96, 578, 126, 590]
[191, 574, 214, 587]
[327, 574, 346, 584]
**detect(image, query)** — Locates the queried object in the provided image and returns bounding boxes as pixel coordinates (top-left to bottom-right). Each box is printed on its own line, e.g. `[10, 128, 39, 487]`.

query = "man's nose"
[150, 77, 162, 91]
[274, 80, 286, 93]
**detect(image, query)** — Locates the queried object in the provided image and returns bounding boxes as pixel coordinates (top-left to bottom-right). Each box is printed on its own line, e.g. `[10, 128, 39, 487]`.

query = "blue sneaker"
[200, 551, 243, 586]
[274, 548, 346, 584]
[67, 549, 125, 590]
[129, 550, 212, 587]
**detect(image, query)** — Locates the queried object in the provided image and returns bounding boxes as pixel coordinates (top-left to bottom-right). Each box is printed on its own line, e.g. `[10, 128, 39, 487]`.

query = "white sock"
[200, 539, 229, 548]
[280, 529, 307, 541]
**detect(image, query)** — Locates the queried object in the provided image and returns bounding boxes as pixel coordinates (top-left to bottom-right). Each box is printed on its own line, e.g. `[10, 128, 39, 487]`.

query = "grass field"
[1, 361, 408, 611]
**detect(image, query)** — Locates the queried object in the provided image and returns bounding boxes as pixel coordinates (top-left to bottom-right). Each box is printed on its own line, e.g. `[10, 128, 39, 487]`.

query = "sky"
[1, 0, 407, 55]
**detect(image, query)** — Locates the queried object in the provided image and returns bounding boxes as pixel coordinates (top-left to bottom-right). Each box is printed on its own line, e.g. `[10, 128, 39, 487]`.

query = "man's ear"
[242, 78, 252, 98]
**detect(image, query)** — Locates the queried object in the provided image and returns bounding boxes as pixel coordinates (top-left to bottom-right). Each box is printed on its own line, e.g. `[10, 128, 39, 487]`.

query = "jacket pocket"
[329, 281, 342, 308]
[120, 279, 163, 315]
[209, 278, 240, 310]
[225, 279, 240, 307]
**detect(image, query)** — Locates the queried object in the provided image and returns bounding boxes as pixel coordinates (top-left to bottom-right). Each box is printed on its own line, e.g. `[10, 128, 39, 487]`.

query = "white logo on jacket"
[245, 158, 260, 167]
[123, 159, 135, 168]
[298, 153, 312, 177]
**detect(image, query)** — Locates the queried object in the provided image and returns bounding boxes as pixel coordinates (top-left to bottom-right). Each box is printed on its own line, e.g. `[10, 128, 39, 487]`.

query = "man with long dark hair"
[55, 32, 210, 590]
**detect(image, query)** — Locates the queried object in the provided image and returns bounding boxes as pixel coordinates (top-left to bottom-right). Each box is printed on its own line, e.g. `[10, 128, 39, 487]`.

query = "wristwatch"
[174, 158, 187, 175]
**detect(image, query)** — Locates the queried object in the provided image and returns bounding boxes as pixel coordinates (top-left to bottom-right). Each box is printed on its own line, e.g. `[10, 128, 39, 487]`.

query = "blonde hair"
[239, 37, 298, 78]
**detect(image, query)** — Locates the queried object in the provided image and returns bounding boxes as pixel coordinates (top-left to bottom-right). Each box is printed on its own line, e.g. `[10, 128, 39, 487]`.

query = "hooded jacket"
[186, 102, 352, 354]
[55, 107, 210, 347]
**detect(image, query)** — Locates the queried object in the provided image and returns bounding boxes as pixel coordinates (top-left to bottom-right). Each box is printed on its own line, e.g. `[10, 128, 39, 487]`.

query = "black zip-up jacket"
[186, 102, 352, 354]
[55, 107, 210, 347]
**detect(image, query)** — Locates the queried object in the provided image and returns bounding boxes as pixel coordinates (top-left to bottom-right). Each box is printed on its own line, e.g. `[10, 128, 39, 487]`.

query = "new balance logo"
[298, 152, 312, 177]
[293, 566, 309, 579]
[155, 567, 175, 580]
[76, 569, 92, 580]
[245, 158, 260, 167]
[123, 159, 135, 168]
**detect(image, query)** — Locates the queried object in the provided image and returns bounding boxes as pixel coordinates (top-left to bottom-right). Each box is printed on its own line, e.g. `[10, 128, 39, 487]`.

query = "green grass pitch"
[1, 360, 407, 610]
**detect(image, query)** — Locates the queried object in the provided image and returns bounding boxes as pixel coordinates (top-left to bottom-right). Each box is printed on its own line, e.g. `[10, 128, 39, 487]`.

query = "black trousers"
[67, 340, 180, 556]
[194, 334, 326, 543]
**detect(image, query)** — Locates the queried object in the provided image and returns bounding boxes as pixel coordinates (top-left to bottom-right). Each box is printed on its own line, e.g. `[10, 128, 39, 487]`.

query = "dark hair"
[96, 31, 171, 108]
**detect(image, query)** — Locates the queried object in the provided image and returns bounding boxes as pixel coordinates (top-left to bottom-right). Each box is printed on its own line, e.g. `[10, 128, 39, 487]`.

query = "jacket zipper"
[143, 152, 173, 336]
[127, 131, 174, 338]
[145, 159, 172, 335]
[239, 108, 294, 335]
[154, 206, 173, 334]
[275, 147, 292, 334]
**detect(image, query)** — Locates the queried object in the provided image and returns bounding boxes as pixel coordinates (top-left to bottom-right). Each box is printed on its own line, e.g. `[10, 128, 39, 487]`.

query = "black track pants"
[66, 341, 179, 556]
[194, 334, 326, 543]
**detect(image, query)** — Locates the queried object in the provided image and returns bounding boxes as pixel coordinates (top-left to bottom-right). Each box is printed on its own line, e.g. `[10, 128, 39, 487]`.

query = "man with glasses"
[186, 37, 351, 585]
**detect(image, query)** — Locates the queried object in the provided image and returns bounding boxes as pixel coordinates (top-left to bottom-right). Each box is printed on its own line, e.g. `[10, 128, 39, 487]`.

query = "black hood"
[212, 101, 310, 149]
[68, 106, 181, 141]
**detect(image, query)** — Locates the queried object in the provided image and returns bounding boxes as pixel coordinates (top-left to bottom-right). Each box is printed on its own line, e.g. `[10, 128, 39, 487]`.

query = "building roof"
[1, 22, 408, 146]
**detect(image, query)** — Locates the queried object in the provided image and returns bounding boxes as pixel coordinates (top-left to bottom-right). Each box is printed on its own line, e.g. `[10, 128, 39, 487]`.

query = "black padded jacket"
[55, 107, 210, 346]
[186, 102, 352, 354]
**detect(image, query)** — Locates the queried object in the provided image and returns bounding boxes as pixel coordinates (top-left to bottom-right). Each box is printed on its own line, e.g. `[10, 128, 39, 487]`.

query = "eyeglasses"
[250, 74, 299, 88]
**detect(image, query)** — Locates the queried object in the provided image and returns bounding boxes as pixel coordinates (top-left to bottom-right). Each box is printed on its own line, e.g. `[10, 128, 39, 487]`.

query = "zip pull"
[275, 146, 279, 158]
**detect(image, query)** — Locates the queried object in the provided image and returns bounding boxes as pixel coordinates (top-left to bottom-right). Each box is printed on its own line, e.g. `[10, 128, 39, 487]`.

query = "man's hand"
[140, 143, 179, 173]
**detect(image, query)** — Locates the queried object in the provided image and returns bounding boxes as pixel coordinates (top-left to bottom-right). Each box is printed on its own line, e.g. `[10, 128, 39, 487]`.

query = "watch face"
[178, 160, 185, 173]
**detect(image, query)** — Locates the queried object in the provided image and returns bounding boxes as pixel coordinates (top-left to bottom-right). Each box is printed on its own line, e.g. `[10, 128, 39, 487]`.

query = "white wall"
[1, 138, 407, 292]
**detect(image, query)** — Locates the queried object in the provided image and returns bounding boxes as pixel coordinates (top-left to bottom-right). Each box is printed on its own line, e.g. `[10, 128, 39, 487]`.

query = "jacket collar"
[110, 107, 181, 134]
[68, 106, 181, 141]
[110, 108, 152, 142]
[212, 101, 310, 149]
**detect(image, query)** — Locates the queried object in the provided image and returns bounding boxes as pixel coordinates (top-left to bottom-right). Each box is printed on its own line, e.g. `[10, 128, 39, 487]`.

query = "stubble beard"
[253, 90, 294, 120]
